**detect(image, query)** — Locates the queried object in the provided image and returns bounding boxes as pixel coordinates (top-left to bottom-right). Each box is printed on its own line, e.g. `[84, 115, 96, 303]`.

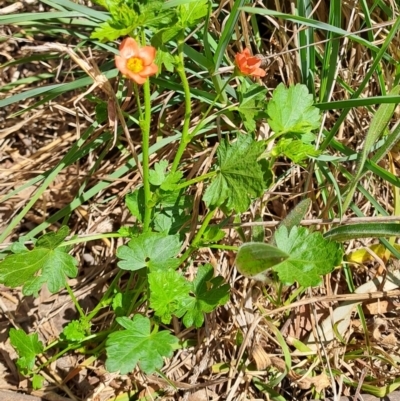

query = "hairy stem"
[141, 77, 152, 230]
[171, 36, 192, 174]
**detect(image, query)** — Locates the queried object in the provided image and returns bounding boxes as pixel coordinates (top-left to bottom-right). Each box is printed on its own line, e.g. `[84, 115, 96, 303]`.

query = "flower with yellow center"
[115, 37, 158, 85]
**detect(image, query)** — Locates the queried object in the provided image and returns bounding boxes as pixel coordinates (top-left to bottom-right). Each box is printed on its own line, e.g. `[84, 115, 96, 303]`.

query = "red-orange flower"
[235, 48, 266, 78]
[115, 37, 158, 84]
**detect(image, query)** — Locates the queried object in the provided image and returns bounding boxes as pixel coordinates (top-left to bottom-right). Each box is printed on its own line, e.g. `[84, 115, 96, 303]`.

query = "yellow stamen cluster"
[127, 57, 144, 73]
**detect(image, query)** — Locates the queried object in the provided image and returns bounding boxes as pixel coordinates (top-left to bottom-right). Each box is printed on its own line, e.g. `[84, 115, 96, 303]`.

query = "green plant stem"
[132, 82, 144, 121]
[190, 73, 235, 139]
[141, 79, 152, 231]
[179, 208, 216, 264]
[126, 274, 147, 317]
[62, 233, 122, 247]
[171, 36, 192, 174]
[39, 343, 80, 370]
[65, 282, 85, 319]
[208, 244, 238, 251]
[86, 270, 124, 322]
[192, 208, 217, 247]
[174, 171, 216, 190]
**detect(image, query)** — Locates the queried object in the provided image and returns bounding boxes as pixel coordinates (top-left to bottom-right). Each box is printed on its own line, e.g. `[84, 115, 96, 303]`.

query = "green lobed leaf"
[91, 0, 173, 41]
[148, 269, 191, 324]
[273, 226, 342, 286]
[116, 232, 181, 271]
[203, 134, 266, 212]
[178, 0, 208, 28]
[152, 189, 192, 234]
[153, 213, 173, 234]
[0, 228, 78, 296]
[9, 328, 44, 375]
[272, 138, 321, 165]
[149, 160, 183, 190]
[36, 225, 69, 249]
[182, 264, 230, 328]
[149, 160, 169, 186]
[91, 21, 132, 42]
[237, 83, 268, 132]
[154, 47, 176, 72]
[267, 83, 320, 136]
[106, 314, 178, 374]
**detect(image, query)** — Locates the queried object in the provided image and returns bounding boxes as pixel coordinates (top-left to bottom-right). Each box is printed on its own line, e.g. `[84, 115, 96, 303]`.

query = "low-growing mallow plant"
[0, 0, 342, 386]
[3, 0, 399, 396]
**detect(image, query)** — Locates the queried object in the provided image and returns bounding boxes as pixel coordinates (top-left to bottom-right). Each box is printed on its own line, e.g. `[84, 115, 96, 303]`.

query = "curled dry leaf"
[381, 332, 397, 346]
[309, 372, 331, 393]
[288, 371, 330, 392]
[252, 345, 271, 370]
[363, 299, 398, 315]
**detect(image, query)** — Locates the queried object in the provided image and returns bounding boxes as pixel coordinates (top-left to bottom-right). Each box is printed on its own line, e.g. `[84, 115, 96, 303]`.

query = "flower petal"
[124, 70, 148, 84]
[139, 63, 158, 77]
[251, 67, 266, 77]
[138, 46, 156, 65]
[115, 55, 129, 75]
[246, 57, 261, 68]
[119, 37, 139, 59]
[242, 48, 251, 57]
[235, 48, 265, 77]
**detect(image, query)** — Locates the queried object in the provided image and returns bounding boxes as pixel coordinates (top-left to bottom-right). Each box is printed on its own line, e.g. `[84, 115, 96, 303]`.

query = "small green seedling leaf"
[32, 374, 45, 390]
[182, 264, 230, 328]
[235, 243, 289, 281]
[116, 232, 181, 271]
[148, 269, 191, 324]
[267, 83, 320, 136]
[112, 290, 137, 317]
[0, 227, 77, 296]
[204, 134, 266, 212]
[272, 138, 320, 164]
[118, 226, 140, 238]
[149, 160, 169, 186]
[61, 319, 91, 342]
[106, 314, 178, 374]
[9, 328, 44, 375]
[125, 188, 145, 222]
[149, 160, 183, 190]
[273, 226, 342, 286]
